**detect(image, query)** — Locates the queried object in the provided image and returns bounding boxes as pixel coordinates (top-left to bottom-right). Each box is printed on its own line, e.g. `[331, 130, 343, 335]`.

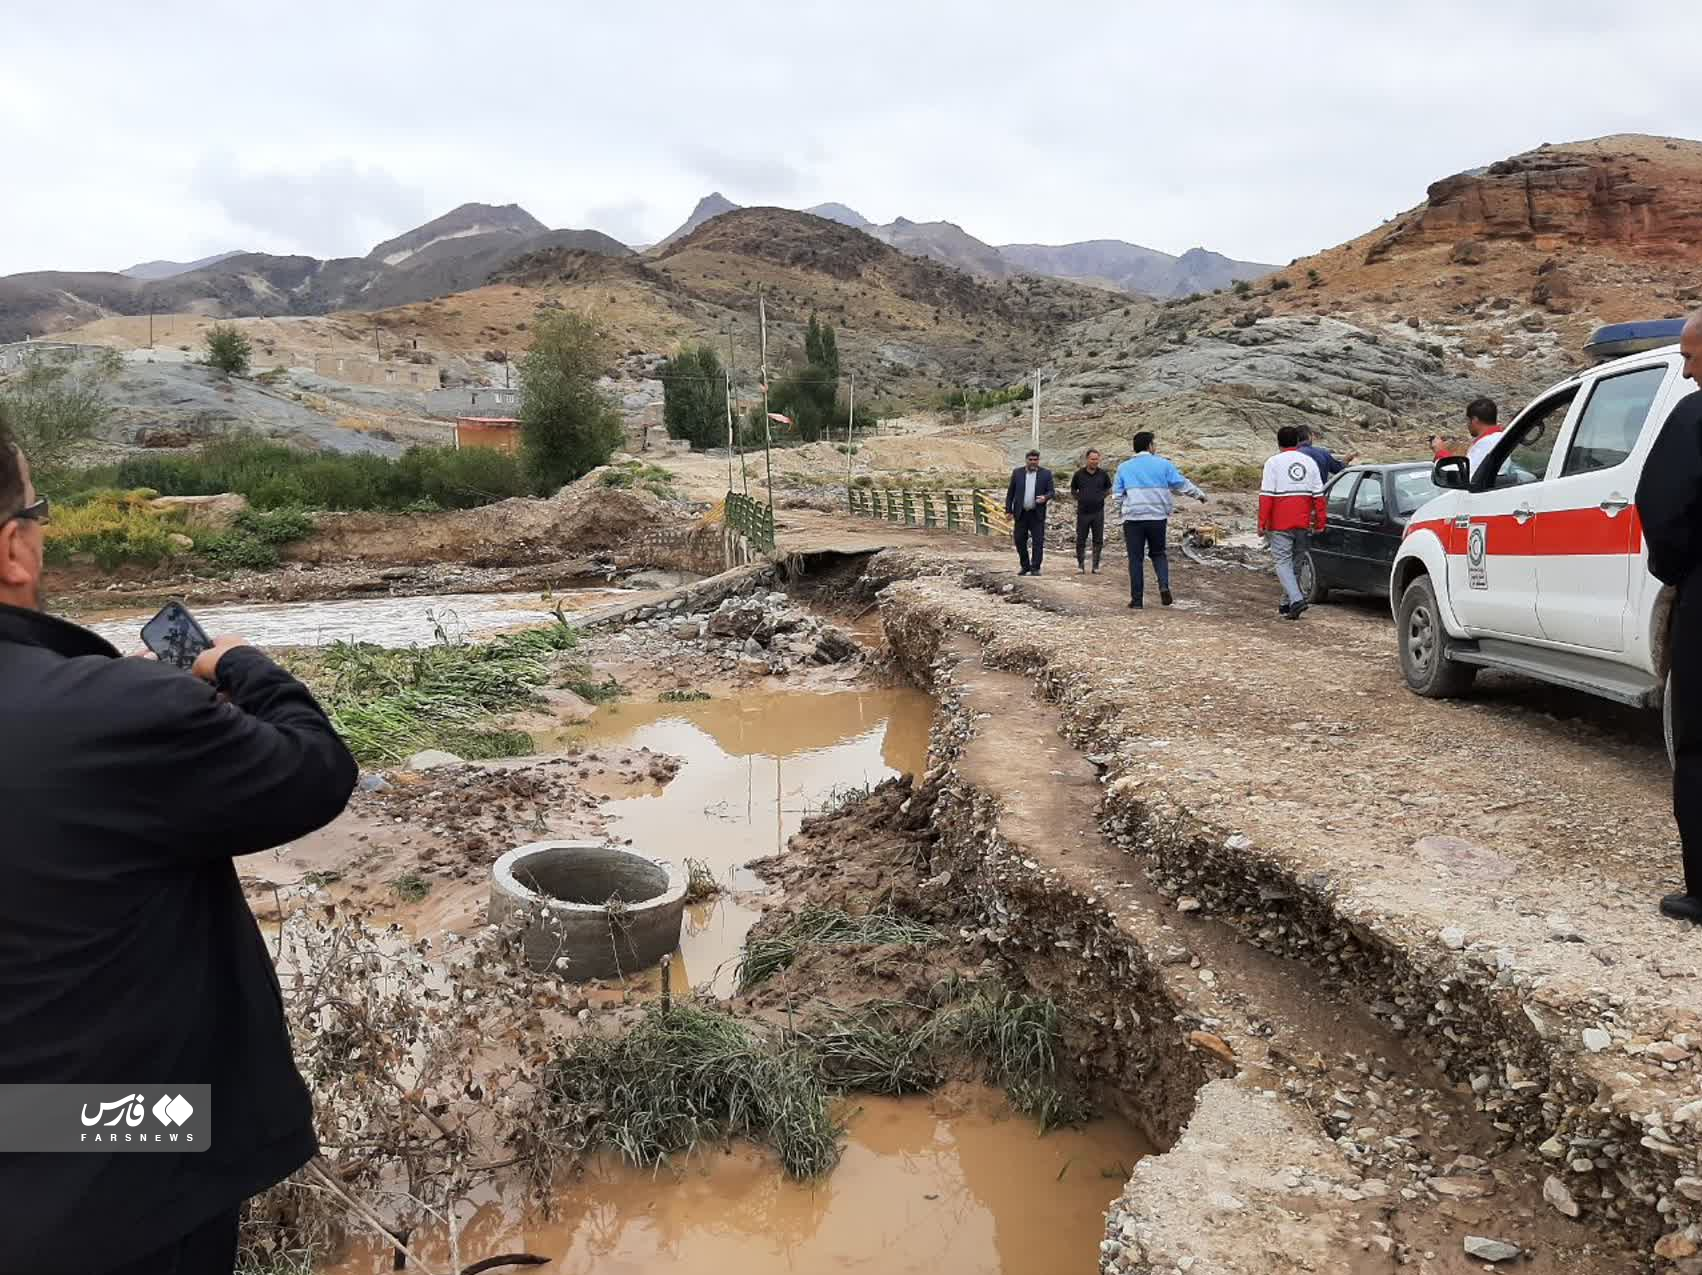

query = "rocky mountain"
[1000, 134, 1702, 477]
[120, 250, 247, 281]
[0, 207, 631, 343]
[1255, 134, 1702, 347]
[647, 192, 1263, 296]
[410, 205, 1120, 406]
[366, 202, 546, 266]
[651, 193, 740, 251]
[869, 217, 1016, 279]
[804, 202, 872, 229]
[998, 240, 1272, 297]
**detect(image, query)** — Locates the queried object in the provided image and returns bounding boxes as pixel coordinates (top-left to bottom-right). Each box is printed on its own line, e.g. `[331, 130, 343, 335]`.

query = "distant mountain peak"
[806, 202, 872, 229]
[120, 250, 247, 281]
[366, 203, 546, 266]
[651, 192, 743, 250]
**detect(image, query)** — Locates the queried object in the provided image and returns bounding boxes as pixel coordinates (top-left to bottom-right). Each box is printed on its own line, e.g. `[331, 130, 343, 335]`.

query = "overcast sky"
[3, 2, 1697, 277]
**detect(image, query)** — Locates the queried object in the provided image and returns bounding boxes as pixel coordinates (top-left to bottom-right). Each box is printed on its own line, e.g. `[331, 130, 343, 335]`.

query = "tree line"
[660, 313, 873, 450]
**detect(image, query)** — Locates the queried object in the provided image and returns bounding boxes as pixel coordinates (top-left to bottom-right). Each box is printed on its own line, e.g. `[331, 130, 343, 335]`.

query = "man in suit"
[1636, 310, 1702, 925]
[1005, 449, 1054, 575]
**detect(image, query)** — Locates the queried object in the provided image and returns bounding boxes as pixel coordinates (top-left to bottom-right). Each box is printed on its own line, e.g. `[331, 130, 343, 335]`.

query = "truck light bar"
[1584, 319, 1686, 362]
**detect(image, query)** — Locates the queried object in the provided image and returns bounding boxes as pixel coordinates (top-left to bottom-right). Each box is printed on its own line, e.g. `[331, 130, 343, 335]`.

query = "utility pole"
[845, 372, 855, 507]
[148, 298, 154, 351]
[725, 322, 744, 493]
[759, 290, 773, 510]
[1031, 369, 1043, 450]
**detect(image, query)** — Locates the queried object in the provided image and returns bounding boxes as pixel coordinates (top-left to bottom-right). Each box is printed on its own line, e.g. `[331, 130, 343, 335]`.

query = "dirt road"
[763, 504, 1698, 1271]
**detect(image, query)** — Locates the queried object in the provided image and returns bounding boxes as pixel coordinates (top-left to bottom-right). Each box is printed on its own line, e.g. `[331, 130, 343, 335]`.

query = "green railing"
[847, 486, 1012, 537]
[724, 491, 776, 553]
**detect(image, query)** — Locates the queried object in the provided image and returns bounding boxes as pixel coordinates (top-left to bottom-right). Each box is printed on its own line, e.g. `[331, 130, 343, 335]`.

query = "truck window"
[1350, 474, 1386, 520]
[1559, 364, 1667, 477]
[1482, 387, 1576, 490]
[1325, 474, 1357, 519]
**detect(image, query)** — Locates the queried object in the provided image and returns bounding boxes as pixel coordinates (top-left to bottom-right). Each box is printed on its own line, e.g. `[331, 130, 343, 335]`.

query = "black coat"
[1637, 389, 1702, 588]
[1004, 465, 1055, 516]
[0, 605, 358, 1273]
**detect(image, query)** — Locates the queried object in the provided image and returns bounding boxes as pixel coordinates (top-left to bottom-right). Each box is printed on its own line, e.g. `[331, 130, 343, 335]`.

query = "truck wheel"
[1299, 551, 1332, 605]
[1664, 673, 1677, 771]
[1398, 575, 1476, 698]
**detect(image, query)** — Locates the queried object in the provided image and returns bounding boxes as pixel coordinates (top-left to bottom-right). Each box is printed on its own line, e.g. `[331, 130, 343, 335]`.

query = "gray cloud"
[581, 199, 656, 247]
[188, 153, 430, 259]
[672, 142, 810, 200]
[0, 2, 1698, 274]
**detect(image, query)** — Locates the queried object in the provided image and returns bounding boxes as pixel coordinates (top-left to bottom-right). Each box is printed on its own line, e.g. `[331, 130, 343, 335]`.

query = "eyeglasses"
[6, 497, 49, 526]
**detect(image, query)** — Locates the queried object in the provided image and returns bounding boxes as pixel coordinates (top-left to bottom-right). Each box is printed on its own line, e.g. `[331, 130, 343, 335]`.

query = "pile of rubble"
[596, 576, 864, 675]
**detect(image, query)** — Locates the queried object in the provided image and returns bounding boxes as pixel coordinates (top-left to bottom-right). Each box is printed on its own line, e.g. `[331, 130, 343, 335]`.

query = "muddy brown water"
[568, 687, 935, 994]
[323, 1085, 1147, 1275]
[81, 587, 633, 650]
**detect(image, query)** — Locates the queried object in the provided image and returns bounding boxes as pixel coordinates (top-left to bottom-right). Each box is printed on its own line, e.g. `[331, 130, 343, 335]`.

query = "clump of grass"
[684, 858, 722, 902]
[301, 870, 342, 888]
[736, 906, 942, 992]
[659, 689, 711, 703]
[598, 460, 676, 499]
[288, 623, 579, 764]
[797, 1007, 943, 1096]
[545, 984, 1089, 1181]
[566, 674, 625, 704]
[392, 872, 431, 903]
[545, 1001, 842, 1178]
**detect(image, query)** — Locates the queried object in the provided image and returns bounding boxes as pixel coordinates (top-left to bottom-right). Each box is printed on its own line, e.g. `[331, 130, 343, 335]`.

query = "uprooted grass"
[543, 981, 1089, 1181]
[736, 905, 942, 992]
[683, 858, 722, 902]
[282, 622, 579, 764]
[544, 1000, 843, 1178]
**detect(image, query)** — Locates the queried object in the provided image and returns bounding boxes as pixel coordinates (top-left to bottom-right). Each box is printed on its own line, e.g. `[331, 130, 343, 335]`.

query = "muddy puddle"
[570, 686, 935, 993]
[82, 587, 633, 651]
[325, 1085, 1146, 1275]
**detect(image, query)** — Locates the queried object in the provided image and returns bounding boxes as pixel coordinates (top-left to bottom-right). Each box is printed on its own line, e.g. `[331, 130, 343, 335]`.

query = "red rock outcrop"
[1366, 138, 1702, 263]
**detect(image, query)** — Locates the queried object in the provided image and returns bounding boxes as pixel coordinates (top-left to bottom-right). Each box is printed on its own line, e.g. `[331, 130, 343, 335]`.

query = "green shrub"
[204, 323, 252, 376]
[56, 438, 528, 512]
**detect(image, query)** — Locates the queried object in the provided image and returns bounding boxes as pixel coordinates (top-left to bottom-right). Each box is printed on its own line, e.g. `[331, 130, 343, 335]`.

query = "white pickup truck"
[1390, 321, 1690, 762]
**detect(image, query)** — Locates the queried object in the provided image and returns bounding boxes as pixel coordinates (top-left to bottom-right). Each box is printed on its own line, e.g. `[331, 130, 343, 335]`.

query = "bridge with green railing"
[845, 485, 1013, 537]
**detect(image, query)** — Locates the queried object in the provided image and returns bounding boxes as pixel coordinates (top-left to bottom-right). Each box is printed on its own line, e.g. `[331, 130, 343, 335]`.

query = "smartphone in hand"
[141, 601, 213, 669]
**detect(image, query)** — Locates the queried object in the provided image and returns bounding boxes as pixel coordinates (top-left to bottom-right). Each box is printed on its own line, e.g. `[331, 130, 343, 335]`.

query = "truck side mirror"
[1433, 455, 1470, 490]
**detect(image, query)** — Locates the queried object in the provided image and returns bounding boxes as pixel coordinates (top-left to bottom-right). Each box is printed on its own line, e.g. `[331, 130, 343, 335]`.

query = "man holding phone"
[0, 425, 358, 1274]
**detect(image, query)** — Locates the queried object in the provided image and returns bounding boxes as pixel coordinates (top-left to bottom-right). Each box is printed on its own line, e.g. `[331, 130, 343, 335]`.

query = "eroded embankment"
[868, 565, 1689, 1273]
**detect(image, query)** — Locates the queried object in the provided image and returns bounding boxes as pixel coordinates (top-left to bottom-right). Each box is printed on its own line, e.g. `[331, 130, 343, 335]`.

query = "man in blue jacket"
[1004, 449, 1054, 575]
[1112, 432, 1207, 608]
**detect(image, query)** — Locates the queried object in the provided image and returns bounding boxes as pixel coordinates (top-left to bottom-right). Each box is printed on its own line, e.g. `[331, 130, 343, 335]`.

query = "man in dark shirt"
[1295, 425, 1353, 482]
[1635, 312, 1702, 925]
[0, 425, 359, 1271]
[1069, 448, 1113, 572]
